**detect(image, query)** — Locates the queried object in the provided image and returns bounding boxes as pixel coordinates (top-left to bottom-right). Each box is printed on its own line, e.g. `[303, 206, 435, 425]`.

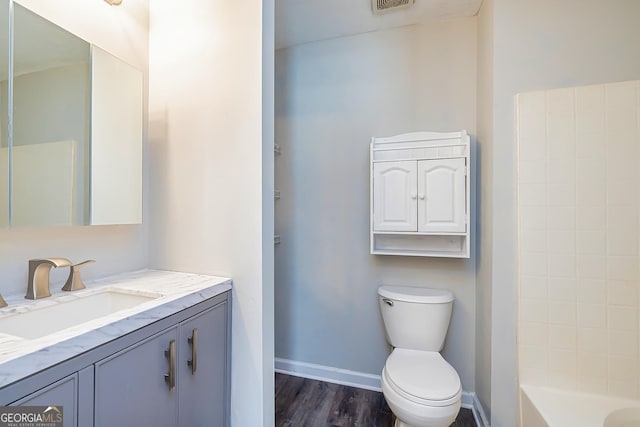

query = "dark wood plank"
[451, 406, 477, 427]
[275, 374, 306, 425]
[275, 373, 476, 427]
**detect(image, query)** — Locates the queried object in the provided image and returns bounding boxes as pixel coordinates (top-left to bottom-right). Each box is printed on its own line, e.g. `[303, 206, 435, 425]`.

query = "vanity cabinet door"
[94, 327, 178, 427]
[178, 301, 228, 427]
[11, 373, 77, 427]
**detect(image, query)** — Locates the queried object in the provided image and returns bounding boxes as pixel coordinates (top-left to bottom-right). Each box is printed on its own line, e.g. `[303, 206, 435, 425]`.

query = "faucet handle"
[62, 260, 95, 292]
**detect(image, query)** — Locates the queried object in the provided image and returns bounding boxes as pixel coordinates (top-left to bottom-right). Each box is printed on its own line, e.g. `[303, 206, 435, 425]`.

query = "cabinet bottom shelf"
[371, 233, 469, 258]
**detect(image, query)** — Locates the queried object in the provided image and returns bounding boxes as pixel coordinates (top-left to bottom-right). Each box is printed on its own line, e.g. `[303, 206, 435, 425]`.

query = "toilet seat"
[384, 349, 461, 407]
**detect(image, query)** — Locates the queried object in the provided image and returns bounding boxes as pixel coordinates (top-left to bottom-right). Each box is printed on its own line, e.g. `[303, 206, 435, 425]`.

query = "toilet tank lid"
[378, 286, 453, 303]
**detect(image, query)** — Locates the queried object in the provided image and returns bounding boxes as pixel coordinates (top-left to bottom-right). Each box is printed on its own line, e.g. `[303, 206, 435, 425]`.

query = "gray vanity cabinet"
[94, 328, 179, 427]
[0, 290, 230, 427]
[93, 301, 229, 427]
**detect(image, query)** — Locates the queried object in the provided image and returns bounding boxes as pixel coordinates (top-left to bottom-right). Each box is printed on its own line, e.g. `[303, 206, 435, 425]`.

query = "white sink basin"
[0, 290, 160, 340]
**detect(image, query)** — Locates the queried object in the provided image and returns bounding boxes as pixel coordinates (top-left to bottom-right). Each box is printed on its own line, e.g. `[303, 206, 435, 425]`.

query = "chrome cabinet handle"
[382, 298, 394, 306]
[164, 339, 176, 390]
[187, 328, 198, 375]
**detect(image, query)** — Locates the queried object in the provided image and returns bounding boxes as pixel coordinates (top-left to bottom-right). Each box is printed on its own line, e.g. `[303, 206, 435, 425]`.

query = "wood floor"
[275, 373, 477, 427]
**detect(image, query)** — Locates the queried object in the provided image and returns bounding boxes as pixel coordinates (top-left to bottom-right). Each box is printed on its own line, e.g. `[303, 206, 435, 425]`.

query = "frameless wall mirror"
[0, 0, 9, 227]
[13, 2, 90, 227]
[2, 2, 142, 227]
[91, 46, 143, 225]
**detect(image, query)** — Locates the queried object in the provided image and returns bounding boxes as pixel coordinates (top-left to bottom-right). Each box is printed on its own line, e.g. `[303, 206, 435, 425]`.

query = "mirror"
[3, 3, 142, 227]
[90, 46, 143, 225]
[0, 0, 8, 227]
[12, 3, 90, 227]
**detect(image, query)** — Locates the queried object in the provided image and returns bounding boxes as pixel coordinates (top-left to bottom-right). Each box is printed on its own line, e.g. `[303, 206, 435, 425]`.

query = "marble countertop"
[0, 269, 232, 388]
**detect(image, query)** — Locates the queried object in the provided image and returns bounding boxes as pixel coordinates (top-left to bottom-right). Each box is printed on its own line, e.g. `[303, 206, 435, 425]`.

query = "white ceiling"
[275, 0, 483, 49]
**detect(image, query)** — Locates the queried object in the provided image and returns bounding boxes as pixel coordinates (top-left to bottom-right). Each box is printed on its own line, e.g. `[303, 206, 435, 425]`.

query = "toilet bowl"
[378, 286, 461, 427]
[381, 349, 461, 427]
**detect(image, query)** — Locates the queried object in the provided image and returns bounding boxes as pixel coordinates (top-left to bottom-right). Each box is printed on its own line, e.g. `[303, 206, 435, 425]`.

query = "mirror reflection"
[12, 3, 90, 227]
[0, 3, 142, 228]
[0, 0, 8, 227]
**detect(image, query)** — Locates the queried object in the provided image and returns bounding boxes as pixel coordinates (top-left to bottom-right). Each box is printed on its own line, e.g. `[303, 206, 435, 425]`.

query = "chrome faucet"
[26, 258, 72, 300]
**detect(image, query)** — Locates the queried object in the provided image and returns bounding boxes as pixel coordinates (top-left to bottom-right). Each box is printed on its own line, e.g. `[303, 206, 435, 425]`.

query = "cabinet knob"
[410, 192, 417, 200]
[419, 193, 425, 200]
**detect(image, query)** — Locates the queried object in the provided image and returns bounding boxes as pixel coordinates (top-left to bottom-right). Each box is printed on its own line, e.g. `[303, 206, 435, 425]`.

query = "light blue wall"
[275, 18, 478, 391]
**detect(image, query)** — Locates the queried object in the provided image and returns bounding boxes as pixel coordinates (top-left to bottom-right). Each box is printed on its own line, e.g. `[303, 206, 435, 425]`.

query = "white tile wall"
[517, 80, 640, 398]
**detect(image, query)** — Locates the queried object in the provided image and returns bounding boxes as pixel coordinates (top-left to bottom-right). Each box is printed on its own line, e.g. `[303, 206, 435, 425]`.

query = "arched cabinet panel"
[372, 161, 417, 232]
[417, 158, 466, 233]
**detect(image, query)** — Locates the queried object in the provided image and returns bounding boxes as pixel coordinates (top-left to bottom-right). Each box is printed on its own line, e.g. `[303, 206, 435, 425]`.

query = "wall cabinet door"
[94, 327, 178, 427]
[373, 161, 417, 232]
[417, 158, 466, 233]
[178, 302, 228, 427]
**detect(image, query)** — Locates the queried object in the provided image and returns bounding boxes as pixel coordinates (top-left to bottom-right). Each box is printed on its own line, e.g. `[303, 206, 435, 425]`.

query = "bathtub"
[521, 385, 640, 427]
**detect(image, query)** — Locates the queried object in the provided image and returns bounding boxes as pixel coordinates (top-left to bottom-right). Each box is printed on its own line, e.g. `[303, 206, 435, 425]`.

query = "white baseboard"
[275, 357, 382, 391]
[462, 392, 490, 427]
[275, 358, 490, 426]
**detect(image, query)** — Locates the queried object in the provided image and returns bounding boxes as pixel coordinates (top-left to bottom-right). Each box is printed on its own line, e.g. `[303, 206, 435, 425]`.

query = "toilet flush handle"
[382, 298, 394, 307]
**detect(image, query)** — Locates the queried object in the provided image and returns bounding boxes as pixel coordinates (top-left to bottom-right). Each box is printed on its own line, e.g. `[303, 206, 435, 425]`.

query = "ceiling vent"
[371, 0, 415, 15]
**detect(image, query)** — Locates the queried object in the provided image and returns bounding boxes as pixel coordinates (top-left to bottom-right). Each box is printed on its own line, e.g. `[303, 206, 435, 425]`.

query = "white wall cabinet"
[370, 131, 471, 257]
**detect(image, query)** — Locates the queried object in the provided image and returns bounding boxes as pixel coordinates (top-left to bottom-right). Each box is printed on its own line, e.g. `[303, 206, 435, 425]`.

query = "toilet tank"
[378, 286, 454, 351]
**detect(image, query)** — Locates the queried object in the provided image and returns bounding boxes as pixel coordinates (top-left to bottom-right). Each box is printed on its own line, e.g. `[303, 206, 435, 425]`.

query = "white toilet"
[378, 285, 461, 427]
